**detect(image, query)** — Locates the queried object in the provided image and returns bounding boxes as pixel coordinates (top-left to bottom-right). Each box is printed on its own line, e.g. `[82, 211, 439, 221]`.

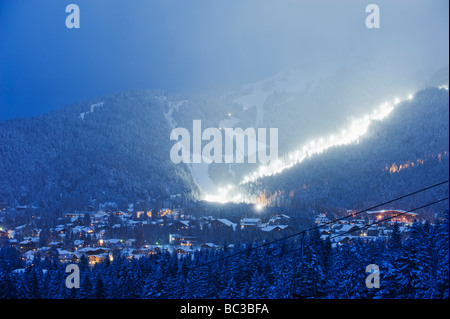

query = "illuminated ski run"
[204, 85, 449, 203]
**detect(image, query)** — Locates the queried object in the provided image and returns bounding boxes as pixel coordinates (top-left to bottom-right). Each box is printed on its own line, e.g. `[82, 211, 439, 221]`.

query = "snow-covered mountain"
[203, 65, 435, 191]
[0, 66, 447, 212]
[236, 85, 449, 211]
[0, 90, 204, 213]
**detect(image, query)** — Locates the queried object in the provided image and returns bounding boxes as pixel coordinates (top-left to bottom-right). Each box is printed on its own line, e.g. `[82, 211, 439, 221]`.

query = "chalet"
[146, 245, 162, 255]
[53, 225, 68, 235]
[173, 208, 184, 218]
[335, 224, 362, 236]
[73, 239, 86, 249]
[175, 246, 194, 255]
[315, 214, 329, 225]
[210, 218, 237, 231]
[72, 226, 95, 236]
[38, 246, 59, 260]
[333, 235, 353, 245]
[76, 247, 110, 265]
[19, 238, 38, 252]
[57, 249, 72, 263]
[169, 234, 197, 246]
[170, 220, 190, 232]
[124, 239, 135, 247]
[269, 214, 290, 225]
[0, 229, 9, 239]
[200, 243, 219, 250]
[78, 247, 110, 258]
[159, 208, 173, 218]
[240, 218, 262, 229]
[102, 238, 122, 247]
[261, 225, 294, 234]
[23, 250, 38, 263]
[8, 238, 18, 248]
[87, 253, 110, 265]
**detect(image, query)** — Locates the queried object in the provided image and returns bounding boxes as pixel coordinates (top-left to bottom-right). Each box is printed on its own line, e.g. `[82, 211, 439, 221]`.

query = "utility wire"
[205, 197, 450, 278]
[328, 197, 449, 241]
[187, 180, 449, 271]
[198, 197, 450, 298]
[149, 181, 448, 286]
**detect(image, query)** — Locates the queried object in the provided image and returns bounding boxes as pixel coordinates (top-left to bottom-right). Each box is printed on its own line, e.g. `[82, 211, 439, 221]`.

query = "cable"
[169, 197, 449, 299]
[149, 181, 448, 287]
[187, 180, 449, 271]
[204, 197, 450, 279]
[328, 197, 449, 241]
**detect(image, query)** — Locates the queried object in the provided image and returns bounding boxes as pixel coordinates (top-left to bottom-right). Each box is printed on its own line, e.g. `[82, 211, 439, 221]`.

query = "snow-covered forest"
[1, 211, 447, 299]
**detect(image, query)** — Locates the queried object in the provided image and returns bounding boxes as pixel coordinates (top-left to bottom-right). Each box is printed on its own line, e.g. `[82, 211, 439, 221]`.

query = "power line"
[328, 197, 449, 242]
[149, 181, 448, 287]
[161, 196, 449, 298]
[187, 179, 448, 271]
[200, 197, 450, 281]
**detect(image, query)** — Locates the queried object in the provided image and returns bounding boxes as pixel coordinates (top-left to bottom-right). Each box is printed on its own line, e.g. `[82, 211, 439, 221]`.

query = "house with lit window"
[209, 218, 237, 231]
[19, 237, 38, 253]
[315, 214, 329, 225]
[240, 218, 262, 229]
[0, 229, 9, 239]
[200, 243, 219, 250]
[170, 220, 190, 232]
[57, 248, 72, 263]
[268, 214, 290, 225]
[169, 234, 197, 246]
[261, 225, 293, 234]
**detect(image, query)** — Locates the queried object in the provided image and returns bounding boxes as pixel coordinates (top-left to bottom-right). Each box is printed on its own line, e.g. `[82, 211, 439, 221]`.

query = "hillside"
[239, 86, 449, 213]
[0, 90, 202, 214]
[0, 68, 447, 216]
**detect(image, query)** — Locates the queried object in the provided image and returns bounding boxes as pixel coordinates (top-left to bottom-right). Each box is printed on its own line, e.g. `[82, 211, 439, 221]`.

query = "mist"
[0, 0, 448, 120]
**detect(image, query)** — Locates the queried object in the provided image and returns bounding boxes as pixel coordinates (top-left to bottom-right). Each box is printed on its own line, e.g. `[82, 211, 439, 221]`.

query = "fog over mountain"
[1, 0, 448, 120]
[0, 65, 448, 214]
[0, 1, 448, 213]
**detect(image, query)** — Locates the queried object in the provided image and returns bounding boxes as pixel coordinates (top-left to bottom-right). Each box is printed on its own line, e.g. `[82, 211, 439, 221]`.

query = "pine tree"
[394, 223, 426, 298]
[92, 274, 106, 299]
[24, 267, 42, 299]
[249, 271, 269, 298]
[0, 271, 17, 298]
[219, 277, 238, 299]
[434, 210, 449, 298]
[79, 272, 92, 299]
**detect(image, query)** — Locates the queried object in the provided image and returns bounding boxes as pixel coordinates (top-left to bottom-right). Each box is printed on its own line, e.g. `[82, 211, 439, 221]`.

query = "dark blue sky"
[0, 0, 448, 121]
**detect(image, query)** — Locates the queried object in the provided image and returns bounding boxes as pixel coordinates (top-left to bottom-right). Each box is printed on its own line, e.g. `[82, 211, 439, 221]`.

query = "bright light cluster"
[203, 87, 440, 204]
[204, 184, 243, 204]
[239, 94, 415, 185]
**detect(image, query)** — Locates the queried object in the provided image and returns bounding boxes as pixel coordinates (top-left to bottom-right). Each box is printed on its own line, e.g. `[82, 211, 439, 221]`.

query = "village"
[0, 201, 421, 268]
